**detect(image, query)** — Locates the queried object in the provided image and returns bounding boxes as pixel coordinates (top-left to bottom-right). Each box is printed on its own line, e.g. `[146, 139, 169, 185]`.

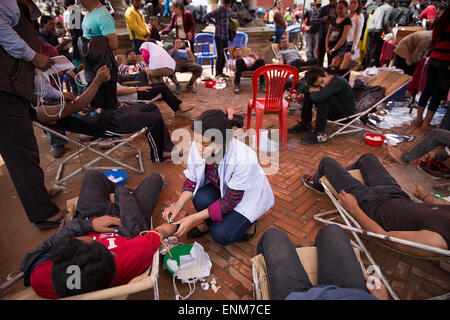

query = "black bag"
[353, 84, 385, 113]
[78, 36, 118, 83]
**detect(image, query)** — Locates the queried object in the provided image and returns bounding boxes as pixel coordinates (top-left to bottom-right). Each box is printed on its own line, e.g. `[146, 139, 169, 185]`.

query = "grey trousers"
[402, 129, 450, 162]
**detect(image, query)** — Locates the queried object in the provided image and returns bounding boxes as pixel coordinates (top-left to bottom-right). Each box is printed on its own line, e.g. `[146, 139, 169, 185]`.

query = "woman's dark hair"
[50, 236, 116, 298]
[305, 66, 326, 86]
[172, 0, 185, 10]
[353, 0, 362, 14]
[338, 0, 349, 8]
[434, 5, 450, 42]
[191, 110, 243, 145]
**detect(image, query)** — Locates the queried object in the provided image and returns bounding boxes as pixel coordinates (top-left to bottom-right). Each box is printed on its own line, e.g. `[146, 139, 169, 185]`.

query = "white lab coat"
[183, 138, 274, 223]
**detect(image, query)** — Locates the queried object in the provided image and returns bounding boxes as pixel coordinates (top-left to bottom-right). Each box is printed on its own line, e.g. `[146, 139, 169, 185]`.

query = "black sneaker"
[288, 122, 312, 134]
[234, 84, 240, 94]
[51, 145, 65, 157]
[300, 132, 327, 145]
[301, 174, 325, 195]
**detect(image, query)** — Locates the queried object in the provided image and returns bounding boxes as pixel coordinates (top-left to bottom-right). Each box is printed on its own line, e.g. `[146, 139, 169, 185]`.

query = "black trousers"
[301, 94, 350, 133]
[0, 92, 60, 223]
[311, 153, 408, 209]
[234, 58, 265, 86]
[136, 82, 182, 112]
[257, 225, 367, 300]
[215, 36, 228, 76]
[76, 170, 163, 238]
[317, 31, 329, 67]
[364, 31, 383, 68]
[118, 71, 149, 86]
[393, 55, 417, 76]
[57, 103, 175, 163]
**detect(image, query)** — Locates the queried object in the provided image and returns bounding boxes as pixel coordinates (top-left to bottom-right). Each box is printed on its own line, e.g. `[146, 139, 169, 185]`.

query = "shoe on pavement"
[301, 132, 327, 145]
[51, 145, 65, 157]
[301, 174, 325, 195]
[288, 122, 312, 134]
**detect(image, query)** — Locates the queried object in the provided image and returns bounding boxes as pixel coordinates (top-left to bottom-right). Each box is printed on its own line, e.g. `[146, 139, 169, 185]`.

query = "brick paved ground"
[0, 66, 449, 300]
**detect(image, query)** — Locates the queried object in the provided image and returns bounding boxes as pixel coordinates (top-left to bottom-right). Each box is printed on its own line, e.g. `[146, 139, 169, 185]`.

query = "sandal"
[33, 210, 68, 230]
[187, 226, 210, 239]
[237, 222, 257, 242]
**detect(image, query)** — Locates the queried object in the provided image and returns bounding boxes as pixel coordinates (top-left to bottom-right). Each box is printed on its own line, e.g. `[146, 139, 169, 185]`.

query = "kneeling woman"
[163, 110, 274, 245]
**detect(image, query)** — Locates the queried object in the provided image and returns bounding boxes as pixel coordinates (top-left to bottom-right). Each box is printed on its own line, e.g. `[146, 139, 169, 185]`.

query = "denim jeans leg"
[257, 228, 313, 299]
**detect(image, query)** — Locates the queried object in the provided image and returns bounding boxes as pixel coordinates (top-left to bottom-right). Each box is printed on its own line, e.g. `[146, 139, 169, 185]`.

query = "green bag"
[228, 18, 239, 42]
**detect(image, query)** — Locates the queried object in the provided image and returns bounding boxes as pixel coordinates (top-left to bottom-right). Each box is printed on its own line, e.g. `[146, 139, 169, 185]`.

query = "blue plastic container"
[104, 170, 128, 186]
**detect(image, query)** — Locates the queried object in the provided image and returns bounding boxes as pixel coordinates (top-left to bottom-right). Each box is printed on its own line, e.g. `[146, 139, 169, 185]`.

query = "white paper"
[42, 55, 74, 80]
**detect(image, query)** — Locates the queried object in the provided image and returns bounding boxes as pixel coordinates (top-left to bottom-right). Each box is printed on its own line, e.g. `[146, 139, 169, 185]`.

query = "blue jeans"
[274, 28, 285, 44]
[49, 129, 68, 148]
[193, 183, 251, 246]
[305, 32, 319, 61]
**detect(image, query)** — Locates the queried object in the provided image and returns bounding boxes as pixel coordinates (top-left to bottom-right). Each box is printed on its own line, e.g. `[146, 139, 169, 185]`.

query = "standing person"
[393, 30, 432, 75]
[419, 0, 438, 29]
[325, 0, 352, 68]
[161, 1, 195, 50]
[273, 0, 287, 44]
[413, 5, 450, 129]
[65, 0, 84, 68]
[284, 7, 293, 26]
[317, 0, 337, 67]
[303, 0, 322, 62]
[80, 0, 118, 110]
[339, 0, 365, 73]
[0, 0, 66, 229]
[203, 0, 232, 78]
[125, 0, 151, 54]
[364, 0, 395, 68]
[162, 110, 275, 245]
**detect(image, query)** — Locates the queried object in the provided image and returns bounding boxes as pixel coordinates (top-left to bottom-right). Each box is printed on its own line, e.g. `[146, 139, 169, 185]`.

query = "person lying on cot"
[34, 66, 179, 163]
[162, 110, 275, 245]
[20, 170, 185, 299]
[302, 153, 450, 251]
[258, 226, 390, 300]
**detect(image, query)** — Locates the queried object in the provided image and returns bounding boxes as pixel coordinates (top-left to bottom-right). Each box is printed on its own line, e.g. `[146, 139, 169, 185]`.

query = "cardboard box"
[393, 26, 426, 44]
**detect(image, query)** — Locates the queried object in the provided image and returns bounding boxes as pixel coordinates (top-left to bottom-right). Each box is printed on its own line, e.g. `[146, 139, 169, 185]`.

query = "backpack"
[228, 18, 239, 42]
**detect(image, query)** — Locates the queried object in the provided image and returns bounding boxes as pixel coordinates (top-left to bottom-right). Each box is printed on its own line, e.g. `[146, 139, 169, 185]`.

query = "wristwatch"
[170, 202, 183, 210]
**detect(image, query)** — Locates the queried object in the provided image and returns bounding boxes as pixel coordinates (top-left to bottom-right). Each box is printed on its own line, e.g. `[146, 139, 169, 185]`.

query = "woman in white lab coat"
[163, 110, 274, 245]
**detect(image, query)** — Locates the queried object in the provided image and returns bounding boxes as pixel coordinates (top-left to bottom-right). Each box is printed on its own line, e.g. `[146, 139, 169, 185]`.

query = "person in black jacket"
[20, 170, 184, 298]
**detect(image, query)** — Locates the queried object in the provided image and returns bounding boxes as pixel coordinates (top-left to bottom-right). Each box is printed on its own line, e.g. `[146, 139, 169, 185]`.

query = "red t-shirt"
[419, 5, 436, 20]
[30, 227, 161, 299]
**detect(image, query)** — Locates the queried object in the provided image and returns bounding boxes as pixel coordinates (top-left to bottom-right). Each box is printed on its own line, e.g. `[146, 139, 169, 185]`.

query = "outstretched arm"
[36, 66, 111, 125]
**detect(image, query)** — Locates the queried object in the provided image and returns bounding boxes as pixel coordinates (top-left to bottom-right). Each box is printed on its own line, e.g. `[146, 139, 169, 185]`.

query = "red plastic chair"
[247, 65, 299, 150]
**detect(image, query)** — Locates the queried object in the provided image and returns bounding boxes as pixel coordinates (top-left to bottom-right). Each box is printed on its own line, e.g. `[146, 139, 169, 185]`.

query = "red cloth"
[141, 48, 149, 65]
[379, 39, 395, 66]
[30, 225, 161, 299]
[407, 57, 428, 95]
[419, 5, 436, 20]
[430, 23, 450, 62]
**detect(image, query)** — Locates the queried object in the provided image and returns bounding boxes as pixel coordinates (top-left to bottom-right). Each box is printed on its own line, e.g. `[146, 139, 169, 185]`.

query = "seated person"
[20, 170, 185, 298]
[387, 128, 449, 179]
[39, 15, 72, 59]
[276, 36, 317, 72]
[168, 38, 203, 94]
[140, 41, 177, 84]
[35, 66, 178, 163]
[118, 50, 150, 86]
[225, 46, 266, 95]
[116, 81, 195, 114]
[257, 226, 389, 300]
[302, 153, 450, 251]
[288, 66, 356, 145]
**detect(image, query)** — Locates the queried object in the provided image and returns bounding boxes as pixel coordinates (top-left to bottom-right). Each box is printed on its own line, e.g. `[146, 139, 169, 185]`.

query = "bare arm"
[333, 24, 351, 51]
[105, 33, 118, 51]
[36, 66, 111, 125]
[325, 24, 332, 52]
